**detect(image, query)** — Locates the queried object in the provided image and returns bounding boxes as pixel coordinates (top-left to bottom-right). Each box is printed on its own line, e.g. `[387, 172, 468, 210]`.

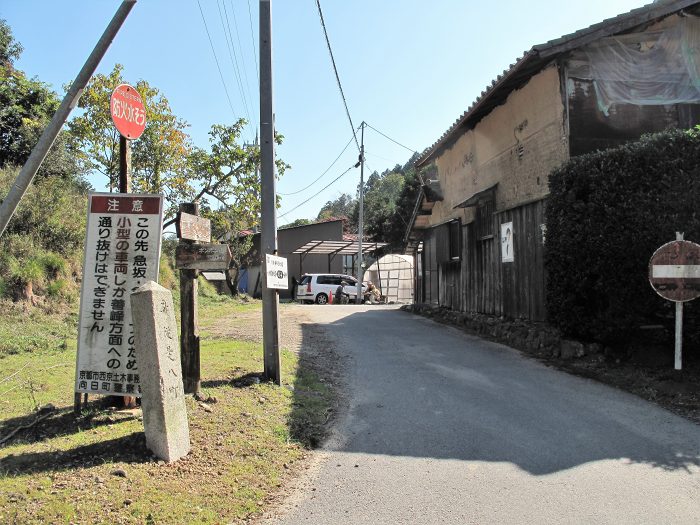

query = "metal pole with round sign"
[648, 233, 700, 370]
[110, 83, 146, 193]
[108, 83, 145, 408]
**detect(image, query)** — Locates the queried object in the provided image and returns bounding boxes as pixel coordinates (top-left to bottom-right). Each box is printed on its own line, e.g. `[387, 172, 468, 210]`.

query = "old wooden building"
[407, 0, 700, 321]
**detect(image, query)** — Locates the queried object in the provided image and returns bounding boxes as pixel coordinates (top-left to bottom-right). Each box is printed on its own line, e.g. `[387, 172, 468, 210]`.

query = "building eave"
[415, 0, 700, 168]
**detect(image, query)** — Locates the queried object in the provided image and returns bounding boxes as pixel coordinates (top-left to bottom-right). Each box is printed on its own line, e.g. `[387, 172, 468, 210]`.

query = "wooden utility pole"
[260, 0, 282, 384]
[178, 203, 201, 394]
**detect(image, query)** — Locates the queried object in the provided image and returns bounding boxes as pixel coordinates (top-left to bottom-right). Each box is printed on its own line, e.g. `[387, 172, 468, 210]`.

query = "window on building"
[342, 255, 354, 275]
[476, 199, 494, 240]
[448, 220, 461, 260]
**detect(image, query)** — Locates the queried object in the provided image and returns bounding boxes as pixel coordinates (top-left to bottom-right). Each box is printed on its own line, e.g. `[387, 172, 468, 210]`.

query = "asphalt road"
[268, 305, 700, 525]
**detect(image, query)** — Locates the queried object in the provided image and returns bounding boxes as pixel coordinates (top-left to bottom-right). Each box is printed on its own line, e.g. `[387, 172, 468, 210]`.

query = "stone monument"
[130, 281, 190, 462]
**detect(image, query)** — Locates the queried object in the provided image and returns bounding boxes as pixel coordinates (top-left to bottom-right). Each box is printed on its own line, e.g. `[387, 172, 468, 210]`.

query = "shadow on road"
[298, 306, 700, 476]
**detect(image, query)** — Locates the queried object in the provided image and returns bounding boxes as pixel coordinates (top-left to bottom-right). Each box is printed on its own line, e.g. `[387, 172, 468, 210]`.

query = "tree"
[0, 19, 79, 180]
[354, 153, 427, 250]
[362, 170, 405, 240]
[193, 120, 289, 294]
[0, 19, 22, 67]
[280, 218, 312, 229]
[317, 193, 357, 231]
[68, 64, 192, 216]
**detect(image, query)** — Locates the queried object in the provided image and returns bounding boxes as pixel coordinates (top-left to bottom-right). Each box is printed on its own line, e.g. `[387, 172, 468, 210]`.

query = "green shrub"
[0, 277, 7, 298]
[46, 278, 68, 298]
[545, 129, 700, 348]
[9, 256, 44, 285]
[39, 252, 66, 279]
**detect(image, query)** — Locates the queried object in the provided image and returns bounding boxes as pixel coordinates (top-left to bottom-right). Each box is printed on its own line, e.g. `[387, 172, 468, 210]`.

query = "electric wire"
[217, 0, 251, 121]
[278, 135, 355, 196]
[315, 0, 361, 153]
[227, 0, 257, 114]
[246, 0, 260, 85]
[364, 150, 399, 164]
[196, 0, 237, 118]
[365, 123, 417, 154]
[279, 164, 357, 219]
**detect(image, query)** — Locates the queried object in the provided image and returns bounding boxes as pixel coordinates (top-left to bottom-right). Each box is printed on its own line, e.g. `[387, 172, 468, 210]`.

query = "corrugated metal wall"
[420, 199, 546, 321]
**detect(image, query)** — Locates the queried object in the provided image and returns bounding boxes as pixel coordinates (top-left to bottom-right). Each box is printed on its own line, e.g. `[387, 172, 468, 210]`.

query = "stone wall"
[401, 304, 603, 360]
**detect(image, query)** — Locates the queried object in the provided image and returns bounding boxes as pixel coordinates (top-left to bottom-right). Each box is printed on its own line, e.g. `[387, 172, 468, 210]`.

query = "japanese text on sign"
[75, 193, 163, 397]
[265, 254, 288, 290]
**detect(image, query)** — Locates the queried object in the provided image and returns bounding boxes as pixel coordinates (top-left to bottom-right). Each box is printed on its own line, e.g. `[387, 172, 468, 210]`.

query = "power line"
[365, 123, 417, 154]
[228, 0, 257, 112]
[315, 0, 360, 153]
[196, 0, 237, 118]
[278, 134, 355, 196]
[217, 0, 251, 121]
[246, 0, 260, 85]
[279, 164, 357, 219]
[364, 150, 400, 164]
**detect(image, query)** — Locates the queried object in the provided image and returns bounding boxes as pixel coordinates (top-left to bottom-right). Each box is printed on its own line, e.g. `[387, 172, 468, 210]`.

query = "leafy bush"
[39, 252, 66, 279]
[545, 129, 700, 349]
[46, 278, 68, 299]
[8, 256, 44, 299]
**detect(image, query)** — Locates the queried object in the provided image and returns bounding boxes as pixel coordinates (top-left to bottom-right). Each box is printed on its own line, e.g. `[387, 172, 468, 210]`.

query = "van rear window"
[299, 275, 311, 285]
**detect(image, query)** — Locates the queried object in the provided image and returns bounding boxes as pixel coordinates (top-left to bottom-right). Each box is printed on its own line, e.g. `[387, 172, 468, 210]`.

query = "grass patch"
[0, 300, 77, 358]
[0, 297, 335, 524]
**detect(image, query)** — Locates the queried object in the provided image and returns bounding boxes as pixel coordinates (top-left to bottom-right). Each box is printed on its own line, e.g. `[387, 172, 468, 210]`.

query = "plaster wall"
[428, 65, 568, 226]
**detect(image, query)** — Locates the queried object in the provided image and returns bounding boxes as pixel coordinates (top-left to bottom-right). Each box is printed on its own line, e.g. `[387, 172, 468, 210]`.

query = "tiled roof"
[415, 0, 700, 167]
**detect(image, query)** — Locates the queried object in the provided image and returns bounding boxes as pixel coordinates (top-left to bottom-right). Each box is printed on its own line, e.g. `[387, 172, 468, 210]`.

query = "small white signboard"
[265, 254, 288, 290]
[501, 222, 514, 263]
[75, 193, 164, 397]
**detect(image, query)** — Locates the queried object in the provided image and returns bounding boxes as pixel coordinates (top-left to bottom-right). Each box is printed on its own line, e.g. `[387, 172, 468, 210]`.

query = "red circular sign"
[110, 83, 146, 140]
[648, 239, 700, 302]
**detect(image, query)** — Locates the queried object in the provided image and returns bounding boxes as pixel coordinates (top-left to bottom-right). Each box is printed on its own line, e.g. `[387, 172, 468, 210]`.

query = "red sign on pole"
[110, 83, 146, 140]
[648, 239, 700, 302]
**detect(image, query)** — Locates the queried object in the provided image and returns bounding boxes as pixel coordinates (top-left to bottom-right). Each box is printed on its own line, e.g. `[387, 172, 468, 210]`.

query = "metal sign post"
[111, 83, 146, 194]
[648, 232, 700, 370]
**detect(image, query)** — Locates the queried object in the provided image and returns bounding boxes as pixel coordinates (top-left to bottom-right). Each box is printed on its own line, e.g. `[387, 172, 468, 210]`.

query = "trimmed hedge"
[545, 129, 700, 349]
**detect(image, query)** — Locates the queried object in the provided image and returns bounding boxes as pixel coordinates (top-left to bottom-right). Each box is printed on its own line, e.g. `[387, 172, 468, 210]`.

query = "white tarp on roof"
[569, 14, 700, 114]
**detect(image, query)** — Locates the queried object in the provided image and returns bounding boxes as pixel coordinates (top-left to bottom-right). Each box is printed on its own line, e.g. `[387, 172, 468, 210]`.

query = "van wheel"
[315, 293, 328, 305]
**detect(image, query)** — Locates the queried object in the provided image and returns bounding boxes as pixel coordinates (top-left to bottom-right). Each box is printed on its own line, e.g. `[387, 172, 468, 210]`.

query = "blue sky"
[3, 0, 644, 226]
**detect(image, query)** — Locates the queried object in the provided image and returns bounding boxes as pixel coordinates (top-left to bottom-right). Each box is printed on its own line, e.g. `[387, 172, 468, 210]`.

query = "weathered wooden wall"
[420, 199, 546, 321]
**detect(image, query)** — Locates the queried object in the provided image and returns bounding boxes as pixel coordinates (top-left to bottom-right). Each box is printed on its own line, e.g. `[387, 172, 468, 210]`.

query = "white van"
[296, 273, 366, 304]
